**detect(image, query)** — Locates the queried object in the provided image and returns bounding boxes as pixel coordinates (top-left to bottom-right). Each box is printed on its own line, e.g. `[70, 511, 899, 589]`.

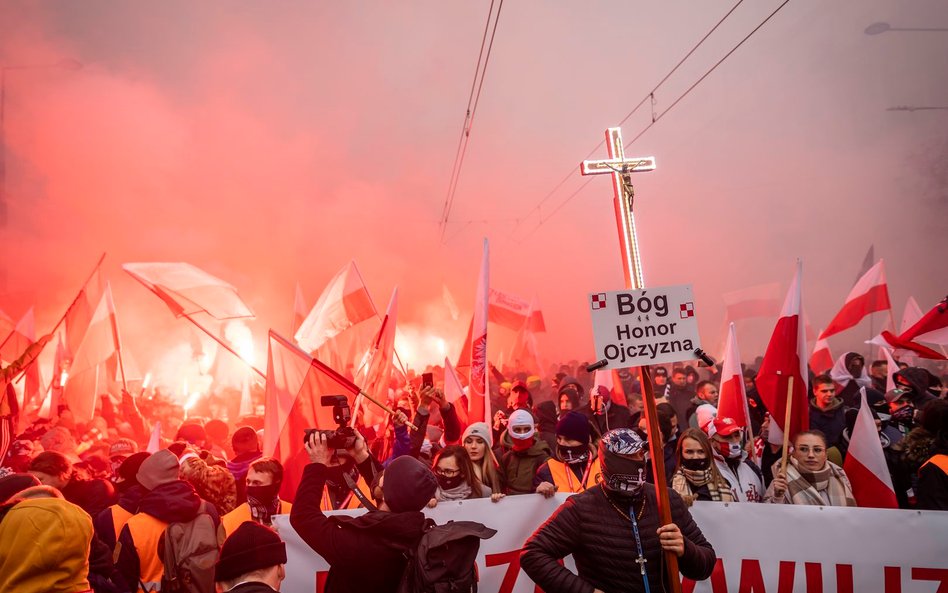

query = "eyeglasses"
[436, 467, 460, 477]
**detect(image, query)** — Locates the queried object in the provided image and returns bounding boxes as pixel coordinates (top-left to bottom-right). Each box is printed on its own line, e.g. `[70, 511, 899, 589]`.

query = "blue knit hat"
[556, 411, 590, 445]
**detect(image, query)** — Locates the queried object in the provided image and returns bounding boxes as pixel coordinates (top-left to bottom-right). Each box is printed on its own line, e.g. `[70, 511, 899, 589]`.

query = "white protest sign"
[589, 284, 701, 368]
[276, 496, 948, 593]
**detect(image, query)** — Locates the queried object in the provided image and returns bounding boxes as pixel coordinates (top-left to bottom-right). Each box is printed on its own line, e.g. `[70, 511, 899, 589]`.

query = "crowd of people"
[0, 347, 945, 592]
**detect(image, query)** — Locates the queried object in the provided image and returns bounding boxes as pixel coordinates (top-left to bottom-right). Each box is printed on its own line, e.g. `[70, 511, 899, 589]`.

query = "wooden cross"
[579, 127, 655, 290]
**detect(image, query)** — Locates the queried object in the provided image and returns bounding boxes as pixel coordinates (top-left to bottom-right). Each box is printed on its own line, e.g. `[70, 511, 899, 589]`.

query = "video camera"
[303, 395, 358, 451]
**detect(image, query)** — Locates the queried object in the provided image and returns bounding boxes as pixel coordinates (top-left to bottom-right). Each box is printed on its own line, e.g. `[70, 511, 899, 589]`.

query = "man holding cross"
[521, 428, 716, 592]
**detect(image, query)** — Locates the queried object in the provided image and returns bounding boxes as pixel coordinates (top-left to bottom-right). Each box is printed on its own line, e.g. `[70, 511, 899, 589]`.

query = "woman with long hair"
[428, 445, 490, 507]
[462, 422, 504, 501]
[671, 427, 735, 505]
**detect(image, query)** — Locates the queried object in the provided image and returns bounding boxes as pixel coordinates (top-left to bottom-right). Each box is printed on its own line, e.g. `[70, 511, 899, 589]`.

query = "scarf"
[829, 353, 871, 388]
[777, 458, 857, 507]
[248, 495, 281, 527]
[436, 482, 473, 502]
[671, 469, 734, 503]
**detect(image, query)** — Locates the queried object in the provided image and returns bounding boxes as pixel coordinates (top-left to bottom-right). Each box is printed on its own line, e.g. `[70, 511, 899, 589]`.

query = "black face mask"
[437, 474, 465, 490]
[246, 483, 280, 503]
[680, 457, 711, 471]
[558, 444, 589, 465]
[602, 452, 648, 499]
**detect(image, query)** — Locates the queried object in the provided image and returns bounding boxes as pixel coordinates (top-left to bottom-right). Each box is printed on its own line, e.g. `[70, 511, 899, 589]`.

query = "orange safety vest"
[922, 454, 948, 475]
[109, 504, 135, 545]
[222, 500, 293, 536]
[343, 476, 372, 509]
[548, 458, 601, 493]
[124, 513, 168, 593]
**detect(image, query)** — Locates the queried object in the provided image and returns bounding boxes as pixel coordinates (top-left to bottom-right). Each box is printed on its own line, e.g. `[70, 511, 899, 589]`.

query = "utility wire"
[439, 0, 505, 242]
[519, 0, 792, 241]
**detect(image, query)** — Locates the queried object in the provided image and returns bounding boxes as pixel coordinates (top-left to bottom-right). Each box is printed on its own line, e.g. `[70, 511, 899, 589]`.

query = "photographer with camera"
[306, 396, 383, 510]
[290, 431, 438, 592]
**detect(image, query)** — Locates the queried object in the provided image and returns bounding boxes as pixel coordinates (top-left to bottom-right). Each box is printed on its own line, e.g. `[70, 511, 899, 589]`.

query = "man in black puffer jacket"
[522, 428, 715, 593]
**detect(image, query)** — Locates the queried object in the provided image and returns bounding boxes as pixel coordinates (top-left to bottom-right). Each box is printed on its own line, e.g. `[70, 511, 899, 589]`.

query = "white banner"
[274, 495, 948, 593]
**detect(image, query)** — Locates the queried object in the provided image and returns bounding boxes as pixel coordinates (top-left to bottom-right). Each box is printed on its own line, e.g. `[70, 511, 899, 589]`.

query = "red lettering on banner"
[738, 559, 796, 593]
[683, 558, 728, 593]
[315, 571, 328, 593]
[885, 566, 901, 593]
[776, 561, 795, 593]
[835, 564, 854, 593]
[486, 549, 530, 593]
[804, 562, 822, 593]
[912, 568, 948, 593]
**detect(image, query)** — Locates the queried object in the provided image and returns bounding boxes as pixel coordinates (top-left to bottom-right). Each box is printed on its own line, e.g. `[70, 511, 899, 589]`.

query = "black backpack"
[398, 519, 497, 593]
[157, 502, 224, 593]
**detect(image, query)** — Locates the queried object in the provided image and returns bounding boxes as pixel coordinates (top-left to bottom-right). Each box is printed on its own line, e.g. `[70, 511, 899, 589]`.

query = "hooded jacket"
[114, 480, 221, 592]
[0, 497, 93, 593]
[290, 463, 428, 593]
[499, 438, 552, 494]
[94, 483, 146, 551]
[809, 396, 847, 450]
[894, 368, 939, 406]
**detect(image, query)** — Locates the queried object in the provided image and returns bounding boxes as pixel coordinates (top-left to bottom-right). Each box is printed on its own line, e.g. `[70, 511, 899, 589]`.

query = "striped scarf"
[671, 468, 735, 504]
[780, 458, 857, 507]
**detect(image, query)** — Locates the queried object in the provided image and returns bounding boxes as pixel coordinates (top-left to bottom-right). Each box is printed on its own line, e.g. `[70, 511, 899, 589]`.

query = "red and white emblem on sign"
[591, 294, 607, 310]
[680, 302, 695, 318]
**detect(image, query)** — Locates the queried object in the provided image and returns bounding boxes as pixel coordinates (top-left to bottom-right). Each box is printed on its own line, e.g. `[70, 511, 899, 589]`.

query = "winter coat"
[290, 463, 427, 593]
[916, 453, 948, 511]
[114, 480, 221, 591]
[499, 439, 551, 494]
[714, 453, 764, 502]
[809, 398, 847, 450]
[894, 367, 939, 406]
[94, 484, 145, 551]
[521, 485, 715, 593]
[226, 583, 279, 593]
[0, 497, 93, 593]
[62, 476, 117, 521]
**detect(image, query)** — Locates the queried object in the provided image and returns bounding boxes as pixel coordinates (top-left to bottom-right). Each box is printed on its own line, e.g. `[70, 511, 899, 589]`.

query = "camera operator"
[313, 426, 382, 511]
[290, 432, 438, 593]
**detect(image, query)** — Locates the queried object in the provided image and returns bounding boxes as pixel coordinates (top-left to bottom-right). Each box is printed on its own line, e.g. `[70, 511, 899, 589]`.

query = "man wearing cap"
[522, 428, 715, 593]
[707, 417, 763, 502]
[290, 432, 438, 593]
[228, 426, 264, 504]
[498, 409, 551, 495]
[534, 411, 600, 496]
[578, 385, 634, 443]
[215, 522, 287, 593]
[115, 448, 223, 592]
[94, 451, 150, 551]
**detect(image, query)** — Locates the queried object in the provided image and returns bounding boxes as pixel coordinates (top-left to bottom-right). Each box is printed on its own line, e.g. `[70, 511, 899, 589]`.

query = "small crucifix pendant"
[635, 555, 648, 575]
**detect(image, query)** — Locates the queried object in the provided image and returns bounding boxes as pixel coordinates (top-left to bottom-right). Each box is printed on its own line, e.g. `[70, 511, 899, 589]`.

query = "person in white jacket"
[706, 416, 764, 502]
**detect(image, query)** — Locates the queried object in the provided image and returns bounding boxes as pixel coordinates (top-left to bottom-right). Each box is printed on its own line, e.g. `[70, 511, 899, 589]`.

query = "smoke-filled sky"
[1, 0, 946, 378]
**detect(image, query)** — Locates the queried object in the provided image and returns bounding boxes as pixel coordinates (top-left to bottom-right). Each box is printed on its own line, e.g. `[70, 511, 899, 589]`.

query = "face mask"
[558, 444, 589, 465]
[680, 457, 711, 471]
[602, 453, 648, 498]
[717, 440, 742, 459]
[437, 474, 465, 491]
[246, 483, 280, 503]
[890, 405, 916, 426]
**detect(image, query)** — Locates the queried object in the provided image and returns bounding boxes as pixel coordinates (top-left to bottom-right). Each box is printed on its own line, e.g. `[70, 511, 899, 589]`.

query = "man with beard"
[223, 457, 293, 535]
[521, 428, 715, 593]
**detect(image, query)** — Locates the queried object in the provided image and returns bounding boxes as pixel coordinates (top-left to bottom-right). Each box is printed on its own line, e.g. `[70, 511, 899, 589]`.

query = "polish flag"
[468, 239, 490, 425]
[756, 261, 809, 445]
[593, 368, 628, 407]
[64, 267, 104, 359]
[294, 261, 376, 353]
[353, 288, 398, 428]
[844, 389, 898, 508]
[488, 289, 546, 332]
[40, 333, 68, 420]
[443, 357, 469, 428]
[0, 309, 44, 413]
[880, 347, 898, 394]
[264, 331, 360, 502]
[809, 333, 834, 374]
[880, 297, 948, 360]
[717, 323, 752, 434]
[819, 260, 891, 340]
[63, 284, 123, 423]
[722, 282, 782, 322]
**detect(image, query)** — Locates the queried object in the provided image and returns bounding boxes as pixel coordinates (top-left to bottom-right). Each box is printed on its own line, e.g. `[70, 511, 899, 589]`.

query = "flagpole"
[310, 356, 418, 431]
[182, 312, 266, 380]
[778, 375, 794, 477]
[0, 252, 105, 353]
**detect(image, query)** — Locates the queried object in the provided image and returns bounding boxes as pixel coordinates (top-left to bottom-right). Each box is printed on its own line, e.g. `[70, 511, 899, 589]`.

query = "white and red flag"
[819, 259, 891, 340]
[64, 266, 104, 359]
[880, 297, 948, 360]
[756, 261, 809, 445]
[900, 297, 924, 333]
[295, 261, 376, 353]
[844, 388, 898, 508]
[809, 333, 834, 374]
[488, 289, 546, 332]
[264, 331, 360, 502]
[468, 239, 490, 425]
[0, 309, 45, 414]
[123, 262, 255, 320]
[353, 288, 398, 428]
[63, 284, 122, 423]
[717, 323, 752, 433]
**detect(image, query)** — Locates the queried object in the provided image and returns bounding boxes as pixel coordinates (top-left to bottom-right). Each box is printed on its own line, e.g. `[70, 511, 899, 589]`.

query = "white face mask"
[726, 442, 743, 459]
[510, 424, 535, 441]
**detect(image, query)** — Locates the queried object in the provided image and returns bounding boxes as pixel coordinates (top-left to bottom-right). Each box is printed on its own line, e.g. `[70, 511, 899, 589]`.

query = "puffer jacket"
[521, 485, 715, 593]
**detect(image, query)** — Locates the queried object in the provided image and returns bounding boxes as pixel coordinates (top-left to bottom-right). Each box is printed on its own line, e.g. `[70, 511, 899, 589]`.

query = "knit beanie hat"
[461, 422, 493, 448]
[137, 449, 180, 491]
[556, 411, 590, 445]
[382, 455, 438, 513]
[215, 521, 287, 582]
[176, 423, 207, 446]
[0, 473, 41, 503]
[118, 452, 151, 485]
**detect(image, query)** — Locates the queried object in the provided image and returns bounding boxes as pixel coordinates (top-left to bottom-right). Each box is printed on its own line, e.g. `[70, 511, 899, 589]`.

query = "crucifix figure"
[581, 127, 683, 593]
[579, 127, 655, 290]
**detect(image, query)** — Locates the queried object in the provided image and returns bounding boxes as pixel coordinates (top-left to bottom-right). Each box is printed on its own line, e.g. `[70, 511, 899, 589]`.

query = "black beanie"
[118, 452, 152, 486]
[382, 455, 438, 513]
[556, 411, 591, 445]
[215, 521, 287, 582]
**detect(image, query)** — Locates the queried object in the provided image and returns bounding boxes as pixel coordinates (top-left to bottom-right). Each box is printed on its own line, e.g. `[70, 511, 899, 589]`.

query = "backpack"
[397, 519, 497, 593]
[157, 502, 225, 593]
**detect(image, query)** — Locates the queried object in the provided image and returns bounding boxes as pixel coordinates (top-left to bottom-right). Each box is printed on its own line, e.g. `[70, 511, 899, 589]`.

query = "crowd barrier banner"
[274, 494, 948, 593]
